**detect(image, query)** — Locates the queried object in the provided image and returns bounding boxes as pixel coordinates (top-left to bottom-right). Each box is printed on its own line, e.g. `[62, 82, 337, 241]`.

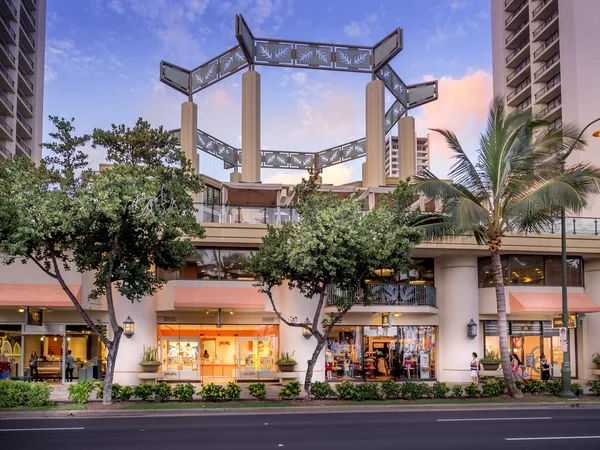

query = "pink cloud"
[414, 69, 493, 177]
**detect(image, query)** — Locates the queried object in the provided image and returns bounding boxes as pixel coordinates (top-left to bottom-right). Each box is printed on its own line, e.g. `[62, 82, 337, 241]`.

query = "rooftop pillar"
[398, 116, 417, 181]
[363, 79, 385, 188]
[180, 101, 199, 202]
[241, 69, 261, 182]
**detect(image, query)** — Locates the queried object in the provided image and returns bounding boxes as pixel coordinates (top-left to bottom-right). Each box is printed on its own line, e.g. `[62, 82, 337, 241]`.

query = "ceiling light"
[18, 308, 25, 313]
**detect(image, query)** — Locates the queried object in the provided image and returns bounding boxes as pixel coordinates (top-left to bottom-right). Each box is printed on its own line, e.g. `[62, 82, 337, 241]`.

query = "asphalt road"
[1, 409, 600, 450]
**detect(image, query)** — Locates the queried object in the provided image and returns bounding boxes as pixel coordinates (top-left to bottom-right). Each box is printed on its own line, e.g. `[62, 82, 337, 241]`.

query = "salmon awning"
[174, 286, 265, 309]
[0, 284, 81, 307]
[509, 292, 600, 313]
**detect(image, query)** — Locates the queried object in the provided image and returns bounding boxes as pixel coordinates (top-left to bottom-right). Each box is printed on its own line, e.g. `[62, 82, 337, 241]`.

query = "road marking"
[0, 427, 85, 432]
[505, 436, 600, 441]
[437, 417, 552, 422]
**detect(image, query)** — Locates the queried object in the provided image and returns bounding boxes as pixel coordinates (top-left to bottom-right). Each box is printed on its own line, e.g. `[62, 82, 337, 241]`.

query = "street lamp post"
[559, 117, 600, 399]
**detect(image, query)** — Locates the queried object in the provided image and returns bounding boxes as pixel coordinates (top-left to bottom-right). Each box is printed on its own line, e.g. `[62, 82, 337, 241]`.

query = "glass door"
[160, 337, 199, 380]
[237, 337, 276, 380]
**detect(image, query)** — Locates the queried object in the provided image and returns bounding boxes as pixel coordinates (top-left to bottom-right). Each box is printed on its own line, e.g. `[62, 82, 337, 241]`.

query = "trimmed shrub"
[133, 384, 154, 401]
[247, 383, 267, 401]
[571, 383, 583, 396]
[225, 382, 242, 401]
[278, 381, 301, 400]
[586, 380, 600, 395]
[451, 384, 463, 398]
[465, 383, 481, 398]
[67, 380, 96, 404]
[0, 381, 53, 408]
[432, 382, 451, 399]
[310, 381, 336, 400]
[173, 383, 195, 402]
[352, 382, 381, 401]
[515, 380, 523, 391]
[523, 379, 545, 395]
[380, 379, 402, 399]
[154, 381, 172, 401]
[336, 380, 356, 400]
[544, 379, 561, 396]
[482, 379, 505, 397]
[199, 383, 226, 402]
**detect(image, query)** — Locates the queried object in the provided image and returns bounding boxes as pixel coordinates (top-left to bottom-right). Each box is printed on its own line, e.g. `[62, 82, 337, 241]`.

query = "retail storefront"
[157, 324, 279, 381]
[483, 320, 578, 379]
[325, 325, 437, 381]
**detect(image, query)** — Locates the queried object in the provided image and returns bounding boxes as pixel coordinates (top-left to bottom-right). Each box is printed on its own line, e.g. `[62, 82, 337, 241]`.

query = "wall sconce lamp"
[467, 318, 478, 340]
[123, 316, 135, 339]
[302, 318, 312, 340]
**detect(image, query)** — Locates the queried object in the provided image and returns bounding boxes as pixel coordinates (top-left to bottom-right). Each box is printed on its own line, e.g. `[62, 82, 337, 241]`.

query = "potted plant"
[593, 352, 600, 369]
[480, 351, 501, 371]
[139, 346, 161, 373]
[276, 351, 297, 372]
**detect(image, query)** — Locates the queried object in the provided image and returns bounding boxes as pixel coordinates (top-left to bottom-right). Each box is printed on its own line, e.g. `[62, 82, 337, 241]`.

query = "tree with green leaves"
[414, 98, 600, 398]
[0, 117, 204, 404]
[246, 171, 423, 394]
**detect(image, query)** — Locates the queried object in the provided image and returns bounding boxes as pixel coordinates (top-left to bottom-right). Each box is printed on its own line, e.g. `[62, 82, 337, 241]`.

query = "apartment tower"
[385, 133, 431, 178]
[0, 0, 46, 163]
[491, 0, 600, 212]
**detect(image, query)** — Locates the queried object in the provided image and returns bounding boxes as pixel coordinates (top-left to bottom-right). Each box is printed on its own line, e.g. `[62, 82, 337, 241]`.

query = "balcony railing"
[16, 135, 31, 156]
[532, 0, 552, 18]
[534, 74, 560, 100]
[536, 96, 562, 118]
[0, 36, 14, 64]
[19, 25, 34, 49]
[0, 63, 14, 86]
[18, 43, 32, 67]
[506, 56, 530, 82]
[0, 141, 9, 159]
[20, 3, 35, 27]
[3, 0, 16, 18]
[196, 203, 299, 224]
[515, 97, 531, 113]
[548, 118, 562, 132]
[505, 20, 528, 45]
[326, 283, 436, 307]
[533, 31, 559, 59]
[0, 87, 13, 110]
[16, 111, 31, 133]
[532, 9, 558, 39]
[17, 88, 32, 111]
[506, 40, 528, 64]
[18, 68, 32, 89]
[0, 11, 15, 41]
[505, 1, 527, 26]
[507, 77, 530, 101]
[0, 115, 13, 134]
[534, 52, 560, 80]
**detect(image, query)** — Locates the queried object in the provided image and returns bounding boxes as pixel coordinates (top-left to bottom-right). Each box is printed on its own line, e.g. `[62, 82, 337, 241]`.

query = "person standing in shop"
[28, 351, 39, 381]
[540, 354, 551, 381]
[65, 350, 76, 382]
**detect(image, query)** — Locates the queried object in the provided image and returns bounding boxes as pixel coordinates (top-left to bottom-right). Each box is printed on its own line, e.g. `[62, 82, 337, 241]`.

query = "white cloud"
[45, 39, 101, 77]
[343, 13, 378, 38]
[290, 72, 307, 86]
[44, 65, 57, 83]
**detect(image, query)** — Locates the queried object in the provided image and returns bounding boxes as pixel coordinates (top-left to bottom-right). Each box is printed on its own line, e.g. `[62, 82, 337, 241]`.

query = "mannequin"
[325, 347, 334, 380]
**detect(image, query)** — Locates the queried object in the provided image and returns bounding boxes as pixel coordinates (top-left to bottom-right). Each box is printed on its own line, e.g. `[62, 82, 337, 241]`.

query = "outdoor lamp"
[302, 318, 312, 340]
[467, 319, 477, 340]
[123, 316, 135, 338]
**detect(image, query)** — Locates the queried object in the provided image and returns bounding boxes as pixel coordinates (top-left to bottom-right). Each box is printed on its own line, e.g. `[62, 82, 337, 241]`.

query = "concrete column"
[242, 70, 261, 182]
[113, 293, 157, 386]
[583, 258, 600, 380]
[363, 79, 385, 188]
[230, 171, 242, 182]
[399, 116, 417, 181]
[180, 102, 198, 175]
[274, 283, 325, 387]
[437, 255, 480, 382]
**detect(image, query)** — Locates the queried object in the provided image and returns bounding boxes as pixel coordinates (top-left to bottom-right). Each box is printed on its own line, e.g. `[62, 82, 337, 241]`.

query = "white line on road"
[0, 427, 85, 432]
[437, 417, 552, 422]
[506, 436, 600, 441]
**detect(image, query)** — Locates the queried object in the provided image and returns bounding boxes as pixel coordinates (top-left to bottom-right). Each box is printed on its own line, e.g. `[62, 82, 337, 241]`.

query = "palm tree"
[414, 97, 600, 398]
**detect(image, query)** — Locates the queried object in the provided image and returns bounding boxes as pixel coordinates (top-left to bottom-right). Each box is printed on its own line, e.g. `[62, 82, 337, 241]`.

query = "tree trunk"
[490, 251, 521, 399]
[303, 337, 327, 398]
[102, 329, 122, 405]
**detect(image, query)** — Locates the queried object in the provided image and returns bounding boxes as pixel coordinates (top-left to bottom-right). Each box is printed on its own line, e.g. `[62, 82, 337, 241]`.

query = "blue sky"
[44, 0, 494, 183]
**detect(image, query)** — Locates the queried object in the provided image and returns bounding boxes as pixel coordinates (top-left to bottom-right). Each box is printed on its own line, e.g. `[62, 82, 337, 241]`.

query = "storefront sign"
[510, 321, 542, 336]
[26, 308, 43, 326]
[552, 314, 579, 329]
[526, 353, 534, 368]
[483, 321, 499, 336]
[559, 327, 568, 352]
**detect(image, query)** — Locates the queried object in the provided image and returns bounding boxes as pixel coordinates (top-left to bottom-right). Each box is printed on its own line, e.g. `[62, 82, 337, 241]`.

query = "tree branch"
[28, 255, 58, 279]
[50, 252, 110, 347]
[105, 232, 122, 336]
[265, 289, 322, 340]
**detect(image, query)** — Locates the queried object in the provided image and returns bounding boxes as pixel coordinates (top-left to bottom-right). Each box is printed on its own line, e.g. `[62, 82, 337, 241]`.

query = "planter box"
[276, 363, 296, 373]
[140, 362, 161, 373]
[481, 362, 501, 371]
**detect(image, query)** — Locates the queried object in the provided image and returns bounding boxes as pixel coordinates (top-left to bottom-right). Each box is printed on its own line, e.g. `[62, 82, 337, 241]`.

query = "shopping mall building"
[1, 176, 600, 386]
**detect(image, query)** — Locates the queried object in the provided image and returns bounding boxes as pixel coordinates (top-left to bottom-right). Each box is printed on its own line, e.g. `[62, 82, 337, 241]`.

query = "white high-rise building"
[491, 0, 600, 213]
[0, 0, 46, 163]
[385, 133, 430, 178]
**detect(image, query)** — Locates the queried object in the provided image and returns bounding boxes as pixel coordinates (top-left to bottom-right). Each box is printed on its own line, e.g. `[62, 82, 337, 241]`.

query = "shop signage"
[559, 327, 568, 352]
[382, 313, 392, 328]
[483, 321, 499, 336]
[510, 321, 541, 336]
[26, 308, 43, 326]
[552, 314, 579, 329]
[526, 353, 534, 368]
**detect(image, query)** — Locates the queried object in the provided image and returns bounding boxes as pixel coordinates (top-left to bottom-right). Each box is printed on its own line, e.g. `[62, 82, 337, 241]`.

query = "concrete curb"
[2, 401, 600, 420]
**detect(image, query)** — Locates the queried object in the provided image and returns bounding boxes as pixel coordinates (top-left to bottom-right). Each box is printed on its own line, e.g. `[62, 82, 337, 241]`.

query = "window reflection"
[372, 258, 435, 285]
[177, 248, 256, 281]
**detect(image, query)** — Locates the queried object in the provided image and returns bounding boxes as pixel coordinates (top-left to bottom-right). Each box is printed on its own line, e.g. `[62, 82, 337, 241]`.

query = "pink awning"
[0, 284, 81, 307]
[174, 286, 266, 309]
[509, 292, 600, 313]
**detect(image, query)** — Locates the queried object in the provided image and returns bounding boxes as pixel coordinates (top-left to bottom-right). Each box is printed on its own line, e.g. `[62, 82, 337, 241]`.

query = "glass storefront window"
[177, 248, 257, 281]
[157, 324, 279, 381]
[545, 256, 583, 287]
[325, 325, 437, 381]
[0, 325, 22, 378]
[372, 259, 435, 285]
[509, 255, 544, 285]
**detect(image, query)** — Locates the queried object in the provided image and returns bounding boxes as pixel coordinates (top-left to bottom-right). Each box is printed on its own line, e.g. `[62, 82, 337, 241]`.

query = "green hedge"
[0, 381, 53, 408]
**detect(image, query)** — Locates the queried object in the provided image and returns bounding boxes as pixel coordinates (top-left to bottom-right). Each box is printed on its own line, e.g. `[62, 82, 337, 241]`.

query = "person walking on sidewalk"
[510, 353, 522, 382]
[470, 352, 480, 383]
[65, 350, 75, 382]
